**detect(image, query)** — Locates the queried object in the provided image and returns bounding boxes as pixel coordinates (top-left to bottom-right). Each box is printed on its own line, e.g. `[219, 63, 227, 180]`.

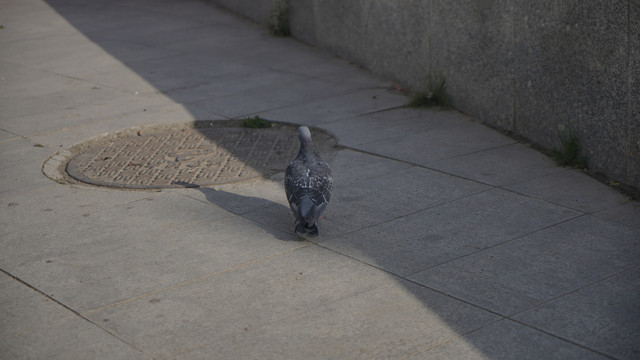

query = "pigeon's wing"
[300, 162, 333, 224]
[284, 159, 307, 223]
[311, 161, 333, 205]
[284, 163, 294, 203]
[284, 158, 333, 226]
[284, 159, 303, 205]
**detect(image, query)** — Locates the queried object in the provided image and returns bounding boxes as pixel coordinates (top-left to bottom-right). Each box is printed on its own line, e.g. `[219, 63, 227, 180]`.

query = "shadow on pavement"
[31, 0, 628, 358]
[193, 186, 300, 242]
[31, 0, 515, 358]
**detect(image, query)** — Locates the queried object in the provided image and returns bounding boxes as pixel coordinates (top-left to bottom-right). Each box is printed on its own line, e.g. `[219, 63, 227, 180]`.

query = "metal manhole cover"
[65, 122, 335, 189]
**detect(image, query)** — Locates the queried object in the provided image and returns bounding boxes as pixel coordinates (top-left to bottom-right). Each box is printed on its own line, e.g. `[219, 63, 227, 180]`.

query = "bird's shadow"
[192, 186, 303, 242]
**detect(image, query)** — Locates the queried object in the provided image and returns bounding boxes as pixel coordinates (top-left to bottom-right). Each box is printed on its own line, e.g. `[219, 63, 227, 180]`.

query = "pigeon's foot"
[294, 221, 319, 238]
[305, 224, 318, 237]
[294, 222, 306, 236]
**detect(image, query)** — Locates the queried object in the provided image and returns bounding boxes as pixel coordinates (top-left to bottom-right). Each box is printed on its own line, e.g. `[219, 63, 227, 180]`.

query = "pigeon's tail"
[299, 196, 315, 225]
[294, 196, 320, 237]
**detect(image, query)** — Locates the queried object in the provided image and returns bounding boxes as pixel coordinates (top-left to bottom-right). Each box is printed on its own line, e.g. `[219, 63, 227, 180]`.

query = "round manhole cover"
[64, 121, 335, 189]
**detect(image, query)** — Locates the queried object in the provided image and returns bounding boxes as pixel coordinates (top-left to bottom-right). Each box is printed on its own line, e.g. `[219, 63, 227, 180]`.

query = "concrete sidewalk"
[1, 0, 638, 359]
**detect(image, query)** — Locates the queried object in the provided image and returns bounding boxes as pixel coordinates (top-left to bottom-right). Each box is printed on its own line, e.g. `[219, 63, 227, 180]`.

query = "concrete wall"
[210, 0, 640, 188]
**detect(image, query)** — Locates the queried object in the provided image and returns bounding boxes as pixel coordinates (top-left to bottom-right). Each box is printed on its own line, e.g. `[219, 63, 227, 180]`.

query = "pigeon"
[285, 126, 333, 237]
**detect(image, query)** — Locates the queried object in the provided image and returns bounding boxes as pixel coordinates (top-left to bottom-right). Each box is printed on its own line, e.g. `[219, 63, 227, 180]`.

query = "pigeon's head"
[298, 126, 312, 145]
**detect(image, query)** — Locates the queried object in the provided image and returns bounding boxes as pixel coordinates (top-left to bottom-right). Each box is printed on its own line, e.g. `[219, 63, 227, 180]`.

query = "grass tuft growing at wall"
[409, 75, 451, 108]
[552, 133, 587, 169]
[268, 0, 291, 37]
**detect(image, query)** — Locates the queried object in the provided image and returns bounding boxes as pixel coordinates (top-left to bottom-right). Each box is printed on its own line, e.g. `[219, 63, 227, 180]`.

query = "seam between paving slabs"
[315, 185, 496, 245]
[316, 243, 509, 319]
[507, 263, 640, 321]
[343, 145, 599, 219]
[315, 243, 619, 359]
[403, 212, 589, 280]
[401, 318, 508, 360]
[1, 245, 311, 349]
[0, 268, 154, 358]
[219, 80, 397, 119]
[508, 317, 624, 359]
[313, 211, 589, 317]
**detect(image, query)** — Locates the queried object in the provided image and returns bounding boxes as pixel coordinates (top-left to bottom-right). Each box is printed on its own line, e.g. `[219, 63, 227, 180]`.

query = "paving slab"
[163, 70, 308, 105]
[84, 38, 182, 66]
[321, 65, 392, 90]
[505, 168, 630, 213]
[329, 148, 413, 186]
[513, 266, 640, 360]
[412, 319, 609, 360]
[173, 280, 500, 360]
[94, 54, 252, 96]
[0, 137, 53, 170]
[0, 273, 150, 360]
[2, 314, 151, 360]
[193, 37, 352, 77]
[283, 52, 385, 81]
[0, 183, 156, 237]
[0, 0, 75, 43]
[0, 272, 73, 340]
[322, 188, 581, 277]
[84, 246, 393, 360]
[177, 182, 288, 216]
[0, 61, 84, 106]
[0, 138, 55, 196]
[25, 103, 200, 150]
[354, 116, 517, 165]
[409, 215, 640, 316]
[2, 191, 305, 312]
[324, 166, 490, 235]
[256, 88, 408, 126]
[0, 62, 113, 122]
[427, 143, 563, 186]
[595, 201, 640, 230]
[242, 202, 300, 239]
[187, 77, 388, 121]
[109, 22, 263, 55]
[0, 169, 52, 200]
[1, 315, 151, 360]
[1, 85, 169, 138]
[322, 107, 471, 148]
[82, 0, 228, 25]
[55, 7, 209, 47]
[1, 30, 125, 75]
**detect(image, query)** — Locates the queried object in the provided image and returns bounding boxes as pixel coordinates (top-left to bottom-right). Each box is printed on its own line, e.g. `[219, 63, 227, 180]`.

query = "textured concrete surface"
[1, 0, 639, 359]
[209, 0, 640, 189]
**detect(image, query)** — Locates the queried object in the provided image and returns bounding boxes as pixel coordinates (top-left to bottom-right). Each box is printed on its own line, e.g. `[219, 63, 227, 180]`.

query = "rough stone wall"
[210, 0, 640, 188]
